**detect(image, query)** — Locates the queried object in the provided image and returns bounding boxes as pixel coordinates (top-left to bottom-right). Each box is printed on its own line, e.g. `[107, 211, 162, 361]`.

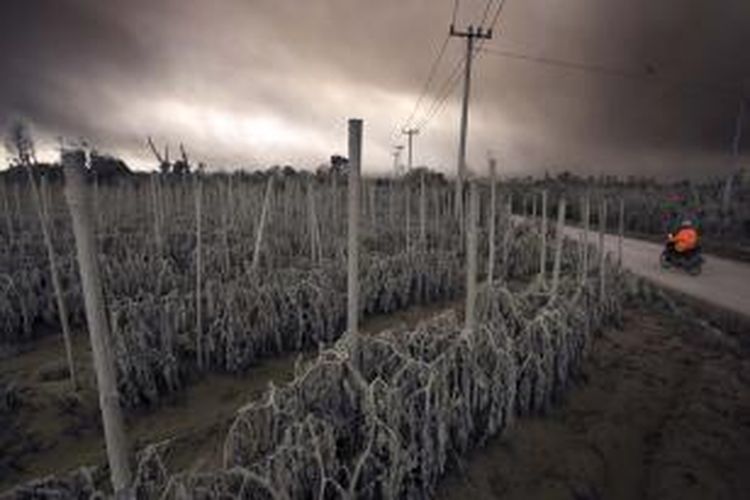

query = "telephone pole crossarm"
[449, 24, 493, 39]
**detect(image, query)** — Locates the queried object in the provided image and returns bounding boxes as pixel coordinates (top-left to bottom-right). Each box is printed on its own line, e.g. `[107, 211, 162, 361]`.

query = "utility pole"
[450, 23, 492, 224]
[402, 128, 419, 172]
[392, 145, 405, 177]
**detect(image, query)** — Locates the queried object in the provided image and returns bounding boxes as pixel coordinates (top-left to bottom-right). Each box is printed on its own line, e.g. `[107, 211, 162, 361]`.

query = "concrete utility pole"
[402, 128, 419, 172]
[450, 23, 492, 223]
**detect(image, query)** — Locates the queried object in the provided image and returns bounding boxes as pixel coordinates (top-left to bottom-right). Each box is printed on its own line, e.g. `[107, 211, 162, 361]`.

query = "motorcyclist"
[667, 219, 699, 257]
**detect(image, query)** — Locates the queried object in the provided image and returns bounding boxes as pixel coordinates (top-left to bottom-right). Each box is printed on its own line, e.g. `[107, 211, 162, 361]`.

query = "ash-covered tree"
[90, 151, 132, 181]
[4, 119, 37, 167]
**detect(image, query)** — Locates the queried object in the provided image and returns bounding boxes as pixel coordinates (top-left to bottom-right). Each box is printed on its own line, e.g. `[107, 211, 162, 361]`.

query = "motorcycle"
[660, 240, 704, 275]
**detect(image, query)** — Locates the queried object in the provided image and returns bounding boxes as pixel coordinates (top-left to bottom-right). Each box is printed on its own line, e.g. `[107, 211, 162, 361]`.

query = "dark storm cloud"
[0, 0, 157, 128]
[0, 0, 748, 177]
[469, 0, 750, 176]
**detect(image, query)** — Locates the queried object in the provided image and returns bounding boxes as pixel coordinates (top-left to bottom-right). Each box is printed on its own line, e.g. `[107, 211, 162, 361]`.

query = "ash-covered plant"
[129, 259, 627, 500]
[8, 256, 627, 499]
[105, 249, 464, 409]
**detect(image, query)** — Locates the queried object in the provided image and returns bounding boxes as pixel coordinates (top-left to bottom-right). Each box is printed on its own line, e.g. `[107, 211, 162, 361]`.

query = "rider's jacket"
[670, 226, 698, 253]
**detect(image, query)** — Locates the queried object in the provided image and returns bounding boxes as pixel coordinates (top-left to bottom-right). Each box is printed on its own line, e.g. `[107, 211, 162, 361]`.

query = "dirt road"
[438, 309, 750, 500]
[563, 226, 750, 318]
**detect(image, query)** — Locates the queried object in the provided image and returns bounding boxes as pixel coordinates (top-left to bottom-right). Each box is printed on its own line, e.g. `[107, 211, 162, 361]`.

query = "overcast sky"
[1, 0, 748, 178]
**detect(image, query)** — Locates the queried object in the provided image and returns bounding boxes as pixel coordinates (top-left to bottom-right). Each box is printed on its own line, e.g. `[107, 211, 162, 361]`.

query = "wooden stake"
[599, 199, 607, 300]
[487, 158, 497, 283]
[221, 177, 231, 275]
[419, 171, 426, 249]
[405, 179, 411, 252]
[1, 178, 13, 245]
[551, 197, 566, 296]
[307, 177, 321, 265]
[347, 119, 362, 338]
[581, 193, 590, 284]
[29, 170, 78, 391]
[465, 178, 479, 332]
[618, 198, 625, 268]
[502, 193, 512, 279]
[251, 175, 274, 276]
[194, 173, 204, 370]
[539, 190, 548, 285]
[63, 150, 132, 497]
[369, 178, 377, 231]
[150, 175, 164, 254]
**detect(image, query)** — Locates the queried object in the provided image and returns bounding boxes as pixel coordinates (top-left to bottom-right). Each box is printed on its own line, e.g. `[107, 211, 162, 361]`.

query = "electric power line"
[485, 0, 508, 33]
[398, 0, 510, 135]
[394, 0, 464, 138]
[474, 0, 507, 54]
[415, 0, 510, 132]
[477, 0, 496, 28]
[414, 56, 466, 131]
[400, 34, 451, 131]
[479, 46, 741, 96]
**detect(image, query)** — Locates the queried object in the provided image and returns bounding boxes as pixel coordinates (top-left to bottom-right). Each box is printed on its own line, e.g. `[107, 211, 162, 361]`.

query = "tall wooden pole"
[487, 158, 497, 283]
[24, 166, 78, 391]
[368, 179, 377, 230]
[618, 198, 624, 268]
[331, 171, 339, 250]
[150, 175, 164, 254]
[599, 199, 608, 300]
[221, 177, 231, 275]
[539, 190, 548, 285]
[419, 171, 427, 249]
[194, 174, 204, 370]
[502, 193, 512, 279]
[251, 175, 274, 275]
[465, 178, 479, 332]
[347, 119, 362, 338]
[307, 177, 321, 265]
[405, 179, 411, 252]
[551, 197, 566, 296]
[38, 174, 78, 390]
[63, 150, 132, 498]
[581, 193, 590, 284]
[432, 184, 440, 251]
[1, 178, 13, 245]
